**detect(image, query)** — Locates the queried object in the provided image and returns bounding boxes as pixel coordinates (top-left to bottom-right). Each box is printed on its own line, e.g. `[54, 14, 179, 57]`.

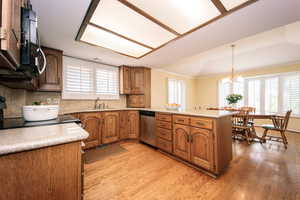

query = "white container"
[23, 105, 59, 121]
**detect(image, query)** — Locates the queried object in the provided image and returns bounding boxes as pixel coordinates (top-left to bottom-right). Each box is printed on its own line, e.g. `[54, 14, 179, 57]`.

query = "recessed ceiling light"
[81, 25, 151, 58]
[76, 0, 257, 59]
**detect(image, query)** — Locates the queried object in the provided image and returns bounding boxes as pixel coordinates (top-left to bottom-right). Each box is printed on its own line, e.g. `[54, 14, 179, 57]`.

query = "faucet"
[94, 97, 100, 109]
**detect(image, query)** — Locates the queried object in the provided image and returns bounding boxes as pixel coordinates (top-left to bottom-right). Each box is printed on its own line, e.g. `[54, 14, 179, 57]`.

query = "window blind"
[248, 79, 261, 112]
[282, 74, 300, 115]
[95, 66, 119, 99]
[265, 77, 278, 113]
[62, 56, 119, 100]
[168, 79, 186, 109]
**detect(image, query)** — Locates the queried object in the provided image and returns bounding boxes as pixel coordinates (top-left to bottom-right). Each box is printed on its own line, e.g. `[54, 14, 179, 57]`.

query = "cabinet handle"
[190, 135, 193, 143]
[187, 135, 190, 143]
[196, 122, 205, 126]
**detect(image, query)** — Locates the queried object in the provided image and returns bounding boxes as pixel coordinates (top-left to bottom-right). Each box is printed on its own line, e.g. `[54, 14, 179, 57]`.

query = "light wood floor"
[84, 129, 300, 200]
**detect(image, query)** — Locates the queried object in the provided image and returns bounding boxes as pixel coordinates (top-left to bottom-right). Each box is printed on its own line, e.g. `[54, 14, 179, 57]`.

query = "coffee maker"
[0, 96, 6, 121]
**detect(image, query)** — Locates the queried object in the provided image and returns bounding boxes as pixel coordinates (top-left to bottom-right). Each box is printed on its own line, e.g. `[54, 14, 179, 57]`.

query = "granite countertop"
[63, 108, 235, 118]
[0, 123, 89, 156]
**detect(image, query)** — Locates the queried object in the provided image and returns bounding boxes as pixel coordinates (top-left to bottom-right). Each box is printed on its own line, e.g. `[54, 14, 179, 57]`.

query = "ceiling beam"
[89, 23, 154, 50]
[118, 0, 180, 36]
[75, 0, 100, 41]
[211, 0, 227, 14]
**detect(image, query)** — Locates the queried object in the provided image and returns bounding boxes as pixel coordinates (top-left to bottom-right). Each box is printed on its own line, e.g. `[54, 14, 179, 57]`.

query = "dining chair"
[240, 106, 256, 136]
[260, 110, 292, 149]
[232, 110, 252, 144]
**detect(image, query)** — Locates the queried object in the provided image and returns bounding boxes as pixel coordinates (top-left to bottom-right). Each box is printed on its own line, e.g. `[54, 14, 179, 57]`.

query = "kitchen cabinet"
[119, 66, 131, 94]
[190, 127, 213, 170]
[80, 112, 102, 149]
[156, 113, 173, 153]
[38, 47, 63, 91]
[0, 142, 82, 200]
[102, 112, 119, 144]
[119, 66, 151, 108]
[130, 67, 145, 94]
[119, 111, 139, 139]
[0, 0, 22, 70]
[173, 124, 190, 161]
[127, 95, 146, 108]
[127, 111, 139, 139]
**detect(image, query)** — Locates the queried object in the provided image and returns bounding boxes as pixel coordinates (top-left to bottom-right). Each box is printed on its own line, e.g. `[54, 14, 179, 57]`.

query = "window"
[63, 56, 119, 100]
[168, 79, 186, 109]
[218, 71, 300, 116]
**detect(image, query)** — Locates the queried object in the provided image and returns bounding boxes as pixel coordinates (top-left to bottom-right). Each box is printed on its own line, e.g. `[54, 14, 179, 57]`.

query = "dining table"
[207, 107, 283, 142]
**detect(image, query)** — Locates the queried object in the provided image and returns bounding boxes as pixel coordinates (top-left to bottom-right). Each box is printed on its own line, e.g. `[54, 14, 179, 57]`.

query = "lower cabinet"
[102, 112, 120, 144]
[119, 111, 139, 139]
[127, 111, 139, 139]
[173, 123, 214, 171]
[190, 127, 213, 170]
[173, 124, 190, 161]
[80, 112, 102, 149]
[0, 142, 83, 200]
[76, 110, 140, 149]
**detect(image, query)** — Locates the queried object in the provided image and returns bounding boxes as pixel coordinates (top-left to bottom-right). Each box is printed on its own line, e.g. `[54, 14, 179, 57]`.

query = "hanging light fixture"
[222, 44, 243, 83]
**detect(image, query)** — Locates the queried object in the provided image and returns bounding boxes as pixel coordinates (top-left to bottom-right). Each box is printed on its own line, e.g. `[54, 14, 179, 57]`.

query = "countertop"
[63, 108, 235, 118]
[0, 123, 89, 156]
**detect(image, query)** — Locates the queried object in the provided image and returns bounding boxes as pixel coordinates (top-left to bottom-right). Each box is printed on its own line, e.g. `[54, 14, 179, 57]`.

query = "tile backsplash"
[0, 85, 127, 118]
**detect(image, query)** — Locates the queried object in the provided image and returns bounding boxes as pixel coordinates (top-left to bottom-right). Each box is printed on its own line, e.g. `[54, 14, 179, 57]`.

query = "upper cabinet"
[120, 66, 151, 108]
[37, 47, 63, 91]
[0, 0, 22, 70]
[130, 68, 145, 94]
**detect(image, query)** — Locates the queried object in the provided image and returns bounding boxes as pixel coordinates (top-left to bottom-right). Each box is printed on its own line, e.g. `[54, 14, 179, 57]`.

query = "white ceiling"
[31, 0, 300, 76]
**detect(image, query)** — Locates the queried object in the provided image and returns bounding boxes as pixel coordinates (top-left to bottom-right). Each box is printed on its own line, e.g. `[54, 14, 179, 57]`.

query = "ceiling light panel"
[127, 0, 221, 34]
[90, 0, 177, 48]
[220, 0, 250, 10]
[81, 25, 151, 58]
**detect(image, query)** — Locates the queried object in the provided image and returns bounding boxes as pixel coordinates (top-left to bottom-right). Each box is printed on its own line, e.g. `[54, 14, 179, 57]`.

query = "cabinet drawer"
[156, 121, 172, 130]
[156, 113, 172, 122]
[190, 117, 213, 130]
[157, 137, 172, 153]
[173, 115, 190, 125]
[156, 127, 172, 141]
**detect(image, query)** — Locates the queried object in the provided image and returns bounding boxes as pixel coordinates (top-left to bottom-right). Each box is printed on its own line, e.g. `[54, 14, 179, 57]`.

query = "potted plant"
[226, 94, 243, 107]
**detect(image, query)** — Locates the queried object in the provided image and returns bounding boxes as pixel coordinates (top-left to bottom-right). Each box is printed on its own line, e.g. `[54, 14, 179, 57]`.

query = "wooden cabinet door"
[190, 127, 214, 170]
[120, 66, 131, 94]
[80, 113, 102, 149]
[0, 0, 21, 69]
[173, 124, 190, 161]
[102, 112, 120, 144]
[38, 47, 63, 91]
[127, 95, 145, 108]
[130, 68, 144, 94]
[128, 111, 139, 139]
[119, 111, 128, 139]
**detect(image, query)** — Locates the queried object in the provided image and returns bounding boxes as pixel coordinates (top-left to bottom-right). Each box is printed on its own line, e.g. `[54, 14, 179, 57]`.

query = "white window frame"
[218, 71, 300, 116]
[62, 56, 120, 100]
[168, 78, 186, 110]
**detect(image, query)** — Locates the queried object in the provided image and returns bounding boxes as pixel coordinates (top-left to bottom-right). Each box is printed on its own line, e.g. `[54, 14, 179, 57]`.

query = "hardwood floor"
[84, 129, 300, 200]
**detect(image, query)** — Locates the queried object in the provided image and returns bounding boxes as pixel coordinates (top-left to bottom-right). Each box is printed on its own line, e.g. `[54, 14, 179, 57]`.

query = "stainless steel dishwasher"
[140, 111, 156, 147]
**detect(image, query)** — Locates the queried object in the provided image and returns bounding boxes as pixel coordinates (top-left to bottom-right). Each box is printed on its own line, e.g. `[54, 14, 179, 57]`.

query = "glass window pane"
[265, 78, 278, 113]
[248, 79, 260, 111]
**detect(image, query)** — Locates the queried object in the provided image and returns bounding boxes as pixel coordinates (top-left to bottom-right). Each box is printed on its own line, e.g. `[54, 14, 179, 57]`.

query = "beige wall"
[151, 69, 196, 110]
[195, 63, 300, 131]
[0, 85, 126, 118]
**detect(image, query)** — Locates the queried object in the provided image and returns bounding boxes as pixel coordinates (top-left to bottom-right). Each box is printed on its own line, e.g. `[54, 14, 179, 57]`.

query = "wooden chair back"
[232, 110, 250, 128]
[271, 110, 292, 131]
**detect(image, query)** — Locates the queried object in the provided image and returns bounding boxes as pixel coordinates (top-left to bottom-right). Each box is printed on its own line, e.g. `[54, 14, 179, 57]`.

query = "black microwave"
[19, 5, 46, 78]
